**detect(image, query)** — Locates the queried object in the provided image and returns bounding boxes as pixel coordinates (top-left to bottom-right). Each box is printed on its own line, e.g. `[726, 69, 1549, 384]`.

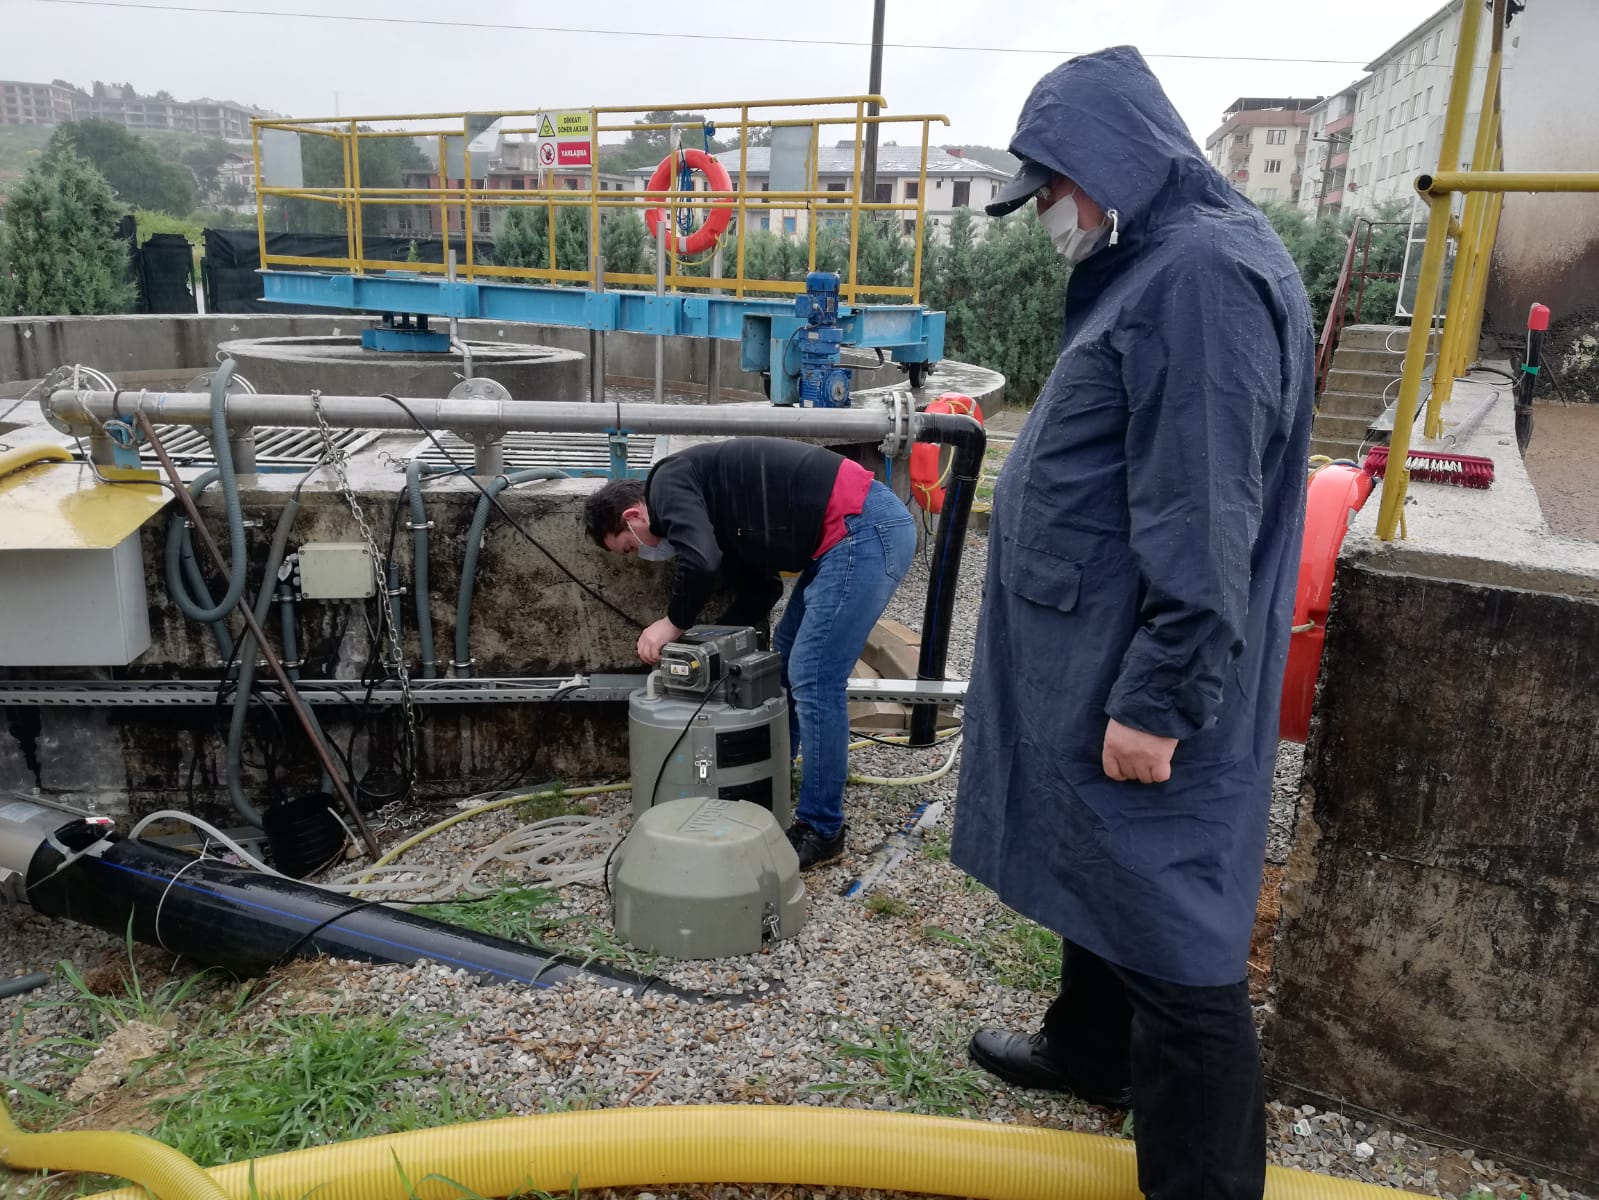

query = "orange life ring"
[909, 393, 984, 514]
[1279, 462, 1374, 744]
[644, 149, 734, 256]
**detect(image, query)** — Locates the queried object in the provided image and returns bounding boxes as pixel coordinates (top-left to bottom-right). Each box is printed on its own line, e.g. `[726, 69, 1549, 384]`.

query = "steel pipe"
[1418, 170, 1599, 196]
[48, 392, 896, 442]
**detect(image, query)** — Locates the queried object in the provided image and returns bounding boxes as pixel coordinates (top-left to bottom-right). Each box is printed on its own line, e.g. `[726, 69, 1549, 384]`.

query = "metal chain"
[308, 389, 418, 758]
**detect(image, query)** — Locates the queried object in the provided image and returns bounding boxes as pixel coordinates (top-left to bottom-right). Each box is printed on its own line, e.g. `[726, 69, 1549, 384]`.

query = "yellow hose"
[0, 444, 70, 483]
[63, 1105, 1411, 1200]
[0, 1098, 228, 1200]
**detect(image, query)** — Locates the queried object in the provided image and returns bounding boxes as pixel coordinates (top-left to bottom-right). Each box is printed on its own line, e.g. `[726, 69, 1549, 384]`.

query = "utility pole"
[861, 0, 886, 215]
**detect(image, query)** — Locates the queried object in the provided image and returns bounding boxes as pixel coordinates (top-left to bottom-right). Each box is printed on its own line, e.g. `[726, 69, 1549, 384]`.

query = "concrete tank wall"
[1, 313, 1002, 410]
[0, 313, 1003, 822]
[1263, 379, 1599, 1189]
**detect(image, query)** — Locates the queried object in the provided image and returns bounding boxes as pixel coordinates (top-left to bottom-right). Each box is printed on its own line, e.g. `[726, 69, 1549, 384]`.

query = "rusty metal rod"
[134, 411, 382, 860]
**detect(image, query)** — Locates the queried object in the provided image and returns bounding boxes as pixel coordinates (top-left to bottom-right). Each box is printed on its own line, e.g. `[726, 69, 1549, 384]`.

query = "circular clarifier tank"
[217, 336, 588, 401]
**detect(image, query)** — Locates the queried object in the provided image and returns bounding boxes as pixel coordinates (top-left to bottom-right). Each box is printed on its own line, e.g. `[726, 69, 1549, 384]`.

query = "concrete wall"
[0, 313, 1002, 821]
[1486, 0, 1599, 335]
[1264, 379, 1599, 1188]
[0, 313, 980, 406]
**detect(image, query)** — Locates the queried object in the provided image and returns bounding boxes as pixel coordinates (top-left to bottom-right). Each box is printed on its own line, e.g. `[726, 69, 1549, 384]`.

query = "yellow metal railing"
[1375, 0, 1599, 540]
[249, 97, 951, 306]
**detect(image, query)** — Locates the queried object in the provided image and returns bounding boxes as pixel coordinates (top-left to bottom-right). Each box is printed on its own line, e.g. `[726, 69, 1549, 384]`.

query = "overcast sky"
[5, 0, 1448, 147]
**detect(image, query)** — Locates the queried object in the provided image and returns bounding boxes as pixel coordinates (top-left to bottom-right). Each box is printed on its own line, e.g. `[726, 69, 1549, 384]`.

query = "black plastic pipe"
[910, 411, 986, 745]
[24, 833, 675, 996]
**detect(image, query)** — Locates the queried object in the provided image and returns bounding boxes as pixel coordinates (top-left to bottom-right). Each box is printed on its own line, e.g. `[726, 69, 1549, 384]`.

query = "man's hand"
[637, 617, 684, 665]
[1102, 719, 1179, 784]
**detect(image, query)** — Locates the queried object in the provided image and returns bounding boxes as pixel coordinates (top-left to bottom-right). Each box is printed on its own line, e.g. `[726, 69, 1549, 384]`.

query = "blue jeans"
[774, 480, 916, 837]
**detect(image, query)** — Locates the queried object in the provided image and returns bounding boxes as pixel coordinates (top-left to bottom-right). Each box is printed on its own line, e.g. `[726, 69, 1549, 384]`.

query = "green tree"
[597, 111, 732, 174]
[180, 137, 234, 196]
[265, 127, 430, 236]
[0, 151, 134, 315]
[1259, 198, 1413, 327]
[44, 120, 197, 215]
[599, 210, 649, 279]
[956, 208, 1072, 401]
[489, 205, 590, 273]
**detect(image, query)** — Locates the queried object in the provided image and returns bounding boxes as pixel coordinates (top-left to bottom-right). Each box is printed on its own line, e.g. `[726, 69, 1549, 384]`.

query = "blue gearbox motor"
[793, 271, 853, 408]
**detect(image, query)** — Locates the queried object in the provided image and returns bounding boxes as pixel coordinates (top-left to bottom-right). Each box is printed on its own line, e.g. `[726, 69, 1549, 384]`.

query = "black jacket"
[645, 437, 848, 630]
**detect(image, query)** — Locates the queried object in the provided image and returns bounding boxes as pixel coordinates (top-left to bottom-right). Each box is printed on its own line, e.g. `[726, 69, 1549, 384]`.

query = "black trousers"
[1042, 939, 1266, 1200]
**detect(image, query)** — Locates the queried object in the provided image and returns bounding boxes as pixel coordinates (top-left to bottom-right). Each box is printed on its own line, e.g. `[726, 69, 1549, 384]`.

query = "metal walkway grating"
[408, 431, 657, 475]
[74, 425, 378, 470]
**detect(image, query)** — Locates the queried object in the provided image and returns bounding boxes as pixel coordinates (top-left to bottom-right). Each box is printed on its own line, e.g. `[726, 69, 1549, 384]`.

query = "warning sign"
[535, 110, 592, 170]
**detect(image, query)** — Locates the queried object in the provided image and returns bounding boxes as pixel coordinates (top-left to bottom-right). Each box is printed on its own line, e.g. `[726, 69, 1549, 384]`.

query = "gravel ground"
[1, 530, 1588, 1200]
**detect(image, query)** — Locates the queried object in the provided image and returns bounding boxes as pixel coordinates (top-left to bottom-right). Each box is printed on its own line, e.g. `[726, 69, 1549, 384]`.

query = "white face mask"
[1040, 186, 1119, 263]
[629, 521, 676, 561]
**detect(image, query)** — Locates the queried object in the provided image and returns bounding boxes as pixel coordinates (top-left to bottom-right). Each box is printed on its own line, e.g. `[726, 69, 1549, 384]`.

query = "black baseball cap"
[986, 159, 1055, 217]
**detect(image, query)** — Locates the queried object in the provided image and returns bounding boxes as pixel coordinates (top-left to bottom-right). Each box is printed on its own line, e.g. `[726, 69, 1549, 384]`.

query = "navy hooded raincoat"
[950, 47, 1315, 988]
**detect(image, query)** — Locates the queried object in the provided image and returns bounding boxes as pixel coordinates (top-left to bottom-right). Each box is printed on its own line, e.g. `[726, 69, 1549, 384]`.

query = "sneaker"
[968, 1028, 1134, 1108]
[786, 819, 847, 871]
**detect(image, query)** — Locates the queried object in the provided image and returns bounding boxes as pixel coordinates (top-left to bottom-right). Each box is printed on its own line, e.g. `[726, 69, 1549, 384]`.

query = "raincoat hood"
[1007, 46, 1240, 243]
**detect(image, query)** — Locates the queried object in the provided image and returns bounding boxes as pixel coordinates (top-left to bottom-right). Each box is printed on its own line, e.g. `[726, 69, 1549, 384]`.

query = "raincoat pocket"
[1000, 540, 1082, 613]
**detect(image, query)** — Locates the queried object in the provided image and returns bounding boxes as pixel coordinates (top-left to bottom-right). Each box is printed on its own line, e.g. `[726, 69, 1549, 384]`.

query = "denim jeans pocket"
[873, 517, 916, 584]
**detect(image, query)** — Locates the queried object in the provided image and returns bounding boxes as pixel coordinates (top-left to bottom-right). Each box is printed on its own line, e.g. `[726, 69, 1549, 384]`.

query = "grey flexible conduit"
[406, 460, 455, 679]
[161, 361, 247, 624]
[167, 468, 235, 661]
[275, 581, 333, 795]
[224, 497, 302, 827]
[454, 469, 570, 678]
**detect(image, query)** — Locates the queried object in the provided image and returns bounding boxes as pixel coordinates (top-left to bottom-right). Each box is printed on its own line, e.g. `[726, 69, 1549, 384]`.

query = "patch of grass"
[0, 1077, 72, 1127]
[864, 893, 916, 919]
[416, 886, 558, 942]
[922, 828, 951, 861]
[418, 884, 655, 976]
[541, 914, 658, 978]
[983, 915, 1062, 993]
[920, 925, 976, 951]
[810, 1024, 990, 1116]
[513, 785, 593, 823]
[54, 935, 219, 1033]
[149, 1007, 477, 1166]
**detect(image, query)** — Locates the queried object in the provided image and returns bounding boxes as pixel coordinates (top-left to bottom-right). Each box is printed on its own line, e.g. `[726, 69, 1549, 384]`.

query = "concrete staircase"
[1312, 324, 1439, 461]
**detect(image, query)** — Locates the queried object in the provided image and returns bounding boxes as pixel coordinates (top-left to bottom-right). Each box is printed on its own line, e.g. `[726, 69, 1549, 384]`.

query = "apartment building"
[0, 80, 77, 126]
[1204, 97, 1320, 206]
[1310, 0, 1512, 217]
[0, 79, 273, 135]
[1298, 84, 1361, 216]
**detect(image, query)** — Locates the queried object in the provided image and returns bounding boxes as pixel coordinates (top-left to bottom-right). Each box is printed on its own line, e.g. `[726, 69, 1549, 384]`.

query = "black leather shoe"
[786, 820, 847, 870]
[968, 1028, 1134, 1108]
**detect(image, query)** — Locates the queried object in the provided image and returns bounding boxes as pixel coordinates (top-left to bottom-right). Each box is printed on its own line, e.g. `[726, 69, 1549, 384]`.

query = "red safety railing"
[1316, 218, 1409, 397]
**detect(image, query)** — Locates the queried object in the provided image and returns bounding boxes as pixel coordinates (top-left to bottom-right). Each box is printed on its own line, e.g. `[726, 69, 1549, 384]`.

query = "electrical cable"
[373, 395, 647, 630]
[847, 725, 962, 749]
[646, 676, 727, 811]
[24, 0, 1379, 65]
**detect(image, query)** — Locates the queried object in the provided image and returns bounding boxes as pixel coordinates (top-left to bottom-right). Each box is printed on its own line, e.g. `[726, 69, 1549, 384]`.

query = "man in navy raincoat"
[951, 47, 1314, 1198]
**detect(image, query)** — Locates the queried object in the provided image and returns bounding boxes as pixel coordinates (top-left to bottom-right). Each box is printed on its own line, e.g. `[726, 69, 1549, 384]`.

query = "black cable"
[373, 394, 648, 630]
[849, 724, 963, 748]
[646, 676, 726, 810]
[270, 898, 387, 972]
[602, 675, 726, 902]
